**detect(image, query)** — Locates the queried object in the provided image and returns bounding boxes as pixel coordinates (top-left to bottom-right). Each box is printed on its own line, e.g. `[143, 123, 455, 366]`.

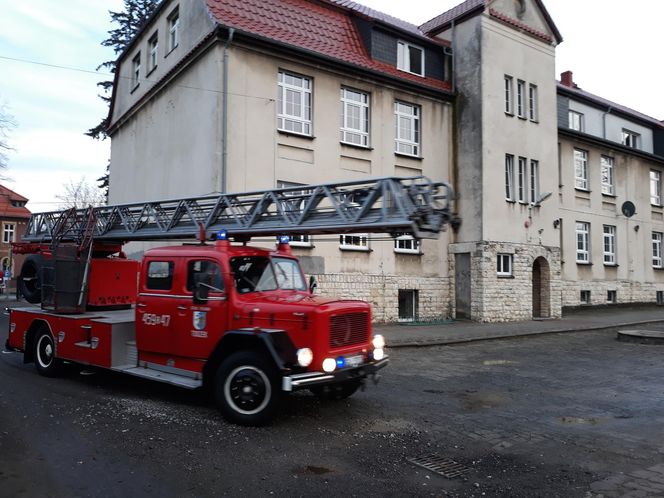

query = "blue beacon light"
[278, 235, 290, 245]
[336, 356, 346, 369]
[216, 229, 228, 240]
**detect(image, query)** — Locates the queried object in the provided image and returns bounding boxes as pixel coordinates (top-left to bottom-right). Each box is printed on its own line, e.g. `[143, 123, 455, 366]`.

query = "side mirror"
[309, 275, 318, 294]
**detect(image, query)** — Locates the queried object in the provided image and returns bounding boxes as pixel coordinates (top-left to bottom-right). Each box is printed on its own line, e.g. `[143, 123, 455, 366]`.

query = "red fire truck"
[5, 177, 456, 425]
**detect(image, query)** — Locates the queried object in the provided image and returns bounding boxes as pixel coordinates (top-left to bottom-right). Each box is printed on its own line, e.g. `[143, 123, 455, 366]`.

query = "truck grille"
[329, 313, 368, 349]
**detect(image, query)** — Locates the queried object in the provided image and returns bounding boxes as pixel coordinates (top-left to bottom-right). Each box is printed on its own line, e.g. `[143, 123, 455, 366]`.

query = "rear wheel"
[214, 351, 280, 426]
[311, 379, 362, 400]
[18, 254, 43, 304]
[34, 328, 62, 377]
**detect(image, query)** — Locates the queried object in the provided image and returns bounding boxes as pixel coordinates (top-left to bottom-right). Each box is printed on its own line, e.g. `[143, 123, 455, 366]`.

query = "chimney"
[560, 70, 576, 88]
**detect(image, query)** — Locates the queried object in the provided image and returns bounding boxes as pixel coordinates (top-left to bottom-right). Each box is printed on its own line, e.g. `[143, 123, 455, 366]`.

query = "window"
[339, 234, 369, 251]
[622, 129, 640, 149]
[607, 290, 617, 304]
[230, 257, 278, 294]
[657, 290, 664, 305]
[528, 84, 538, 121]
[11, 200, 25, 207]
[518, 157, 527, 202]
[148, 33, 158, 73]
[603, 225, 616, 265]
[576, 222, 590, 263]
[278, 70, 312, 136]
[340, 88, 369, 147]
[580, 290, 590, 304]
[131, 53, 141, 88]
[394, 234, 420, 254]
[651, 170, 661, 206]
[653, 232, 663, 268]
[497, 253, 513, 276]
[504, 76, 513, 114]
[505, 154, 515, 200]
[530, 160, 540, 203]
[394, 102, 420, 157]
[398, 289, 419, 322]
[516, 80, 526, 118]
[146, 261, 174, 290]
[568, 110, 584, 132]
[574, 149, 588, 190]
[601, 156, 614, 195]
[186, 260, 223, 292]
[397, 41, 424, 76]
[276, 181, 312, 246]
[3, 223, 14, 243]
[168, 7, 180, 52]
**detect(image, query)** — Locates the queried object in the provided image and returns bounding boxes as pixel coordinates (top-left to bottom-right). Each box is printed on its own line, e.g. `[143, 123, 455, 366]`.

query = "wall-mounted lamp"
[553, 219, 560, 229]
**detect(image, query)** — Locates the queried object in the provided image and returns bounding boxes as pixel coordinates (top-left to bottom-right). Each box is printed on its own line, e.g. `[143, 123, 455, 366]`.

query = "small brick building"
[0, 185, 31, 293]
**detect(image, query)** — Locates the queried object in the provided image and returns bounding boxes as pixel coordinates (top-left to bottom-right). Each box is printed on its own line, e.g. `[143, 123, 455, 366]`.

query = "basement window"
[607, 290, 617, 304]
[398, 289, 419, 322]
[580, 290, 590, 304]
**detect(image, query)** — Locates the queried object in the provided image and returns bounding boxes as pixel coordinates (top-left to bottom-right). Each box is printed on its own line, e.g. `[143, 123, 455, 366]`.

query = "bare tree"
[0, 102, 16, 173]
[56, 177, 107, 209]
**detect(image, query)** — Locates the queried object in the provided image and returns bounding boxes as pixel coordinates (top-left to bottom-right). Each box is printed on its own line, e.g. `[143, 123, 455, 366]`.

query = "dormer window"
[397, 41, 424, 77]
[622, 129, 640, 149]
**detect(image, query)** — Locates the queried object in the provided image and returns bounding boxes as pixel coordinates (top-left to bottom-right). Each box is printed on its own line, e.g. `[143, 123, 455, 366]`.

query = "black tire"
[214, 351, 280, 426]
[18, 254, 43, 304]
[311, 380, 362, 401]
[34, 328, 62, 377]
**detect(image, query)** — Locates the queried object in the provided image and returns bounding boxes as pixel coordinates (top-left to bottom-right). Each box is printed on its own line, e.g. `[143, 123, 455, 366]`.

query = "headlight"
[297, 348, 313, 367]
[372, 334, 385, 350]
[322, 358, 336, 372]
[373, 348, 385, 361]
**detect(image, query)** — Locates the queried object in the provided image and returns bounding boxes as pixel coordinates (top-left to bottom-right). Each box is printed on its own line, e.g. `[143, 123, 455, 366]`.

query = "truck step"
[114, 366, 202, 389]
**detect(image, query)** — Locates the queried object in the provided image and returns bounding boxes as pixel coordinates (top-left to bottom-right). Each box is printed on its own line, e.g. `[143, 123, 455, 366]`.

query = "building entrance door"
[532, 257, 551, 318]
[455, 253, 471, 319]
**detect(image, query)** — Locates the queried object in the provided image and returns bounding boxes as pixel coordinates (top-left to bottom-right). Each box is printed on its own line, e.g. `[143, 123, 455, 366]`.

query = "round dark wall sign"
[621, 201, 636, 218]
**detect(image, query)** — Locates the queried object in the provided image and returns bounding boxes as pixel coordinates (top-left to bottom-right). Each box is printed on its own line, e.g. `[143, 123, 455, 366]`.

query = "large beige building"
[107, 0, 664, 322]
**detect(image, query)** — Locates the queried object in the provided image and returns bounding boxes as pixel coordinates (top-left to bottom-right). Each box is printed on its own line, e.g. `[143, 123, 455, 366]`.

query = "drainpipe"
[221, 28, 235, 194]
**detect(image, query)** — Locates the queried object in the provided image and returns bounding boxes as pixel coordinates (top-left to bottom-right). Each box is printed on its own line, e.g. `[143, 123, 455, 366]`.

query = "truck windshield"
[230, 256, 306, 293]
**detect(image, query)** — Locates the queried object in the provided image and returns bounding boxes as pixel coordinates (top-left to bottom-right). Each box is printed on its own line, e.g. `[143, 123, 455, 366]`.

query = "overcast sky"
[0, 0, 662, 211]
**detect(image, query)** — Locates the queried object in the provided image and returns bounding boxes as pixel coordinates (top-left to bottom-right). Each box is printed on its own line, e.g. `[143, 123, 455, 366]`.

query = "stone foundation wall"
[315, 273, 452, 323]
[562, 280, 664, 307]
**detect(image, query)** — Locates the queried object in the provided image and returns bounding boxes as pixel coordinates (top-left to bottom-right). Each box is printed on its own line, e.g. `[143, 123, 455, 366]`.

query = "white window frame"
[497, 253, 513, 277]
[340, 87, 369, 147]
[516, 80, 526, 118]
[576, 222, 590, 263]
[603, 225, 616, 265]
[3, 223, 14, 244]
[601, 156, 614, 195]
[622, 129, 640, 149]
[517, 156, 527, 203]
[504, 75, 513, 114]
[394, 101, 420, 157]
[574, 149, 588, 190]
[651, 170, 662, 206]
[568, 110, 584, 132]
[653, 232, 663, 268]
[505, 154, 515, 200]
[148, 32, 158, 73]
[528, 84, 538, 121]
[339, 234, 369, 251]
[276, 181, 313, 247]
[530, 160, 540, 204]
[278, 70, 313, 136]
[397, 41, 424, 77]
[131, 53, 141, 88]
[168, 7, 180, 52]
[394, 234, 421, 255]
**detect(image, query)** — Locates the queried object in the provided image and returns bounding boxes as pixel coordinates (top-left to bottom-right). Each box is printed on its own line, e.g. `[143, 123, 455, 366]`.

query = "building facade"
[107, 0, 664, 322]
[0, 185, 31, 292]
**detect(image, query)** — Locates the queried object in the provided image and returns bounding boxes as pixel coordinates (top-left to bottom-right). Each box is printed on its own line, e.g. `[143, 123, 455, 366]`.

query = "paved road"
[2, 315, 664, 497]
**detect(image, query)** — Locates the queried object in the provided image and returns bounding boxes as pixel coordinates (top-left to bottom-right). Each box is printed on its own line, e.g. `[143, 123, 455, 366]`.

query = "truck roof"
[144, 241, 292, 259]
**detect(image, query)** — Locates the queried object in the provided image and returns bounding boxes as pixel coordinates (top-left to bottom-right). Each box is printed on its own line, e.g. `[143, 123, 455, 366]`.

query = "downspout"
[602, 106, 612, 140]
[221, 28, 235, 194]
[448, 21, 458, 244]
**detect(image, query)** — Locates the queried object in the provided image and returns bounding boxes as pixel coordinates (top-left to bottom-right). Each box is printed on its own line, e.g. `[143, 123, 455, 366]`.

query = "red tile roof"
[0, 184, 31, 219]
[204, 0, 451, 92]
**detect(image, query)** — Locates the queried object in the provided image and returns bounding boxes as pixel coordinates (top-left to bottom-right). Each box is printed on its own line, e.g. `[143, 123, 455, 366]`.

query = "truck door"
[136, 259, 177, 354]
[173, 258, 228, 360]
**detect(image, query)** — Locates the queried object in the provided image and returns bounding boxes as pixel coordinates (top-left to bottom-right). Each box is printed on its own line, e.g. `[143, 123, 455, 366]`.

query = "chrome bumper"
[281, 356, 389, 392]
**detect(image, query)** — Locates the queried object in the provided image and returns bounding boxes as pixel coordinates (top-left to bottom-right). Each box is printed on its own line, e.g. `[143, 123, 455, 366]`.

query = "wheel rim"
[224, 365, 271, 415]
[36, 334, 54, 369]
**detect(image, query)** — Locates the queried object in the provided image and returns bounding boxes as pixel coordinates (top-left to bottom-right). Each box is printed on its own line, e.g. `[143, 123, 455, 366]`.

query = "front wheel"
[214, 351, 280, 426]
[34, 328, 62, 377]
